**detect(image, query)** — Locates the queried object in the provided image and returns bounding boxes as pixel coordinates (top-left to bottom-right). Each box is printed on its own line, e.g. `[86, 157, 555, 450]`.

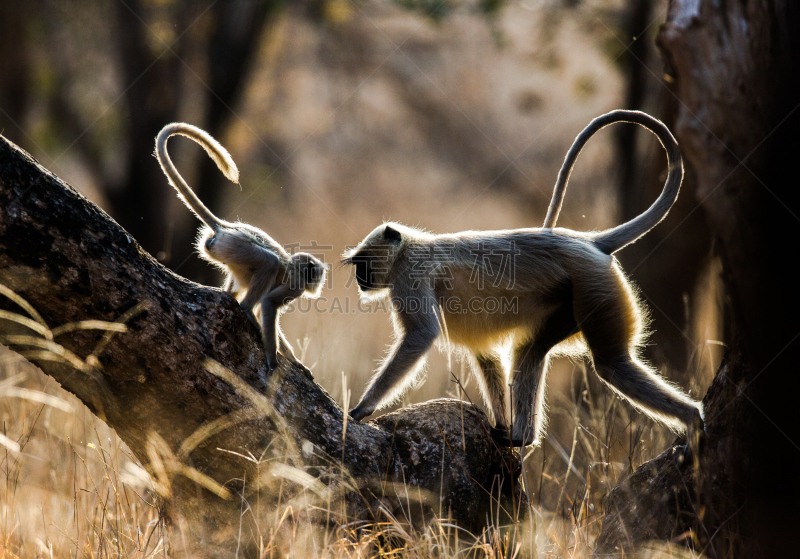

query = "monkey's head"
[290, 252, 327, 298]
[342, 223, 412, 295]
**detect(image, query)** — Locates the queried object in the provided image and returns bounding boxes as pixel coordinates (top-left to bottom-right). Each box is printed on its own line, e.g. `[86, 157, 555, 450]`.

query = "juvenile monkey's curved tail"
[155, 122, 239, 231]
[542, 110, 683, 255]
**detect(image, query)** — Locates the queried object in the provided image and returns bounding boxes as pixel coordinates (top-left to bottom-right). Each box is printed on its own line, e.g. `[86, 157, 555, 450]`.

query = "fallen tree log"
[0, 135, 523, 557]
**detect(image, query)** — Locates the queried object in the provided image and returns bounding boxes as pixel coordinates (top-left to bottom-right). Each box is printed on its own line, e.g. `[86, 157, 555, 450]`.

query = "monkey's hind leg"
[575, 268, 704, 435]
[499, 303, 578, 447]
[474, 354, 508, 430]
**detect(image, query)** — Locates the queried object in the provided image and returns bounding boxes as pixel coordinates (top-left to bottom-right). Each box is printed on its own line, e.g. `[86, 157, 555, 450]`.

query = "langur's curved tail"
[155, 122, 239, 231]
[542, 110, 683, 255]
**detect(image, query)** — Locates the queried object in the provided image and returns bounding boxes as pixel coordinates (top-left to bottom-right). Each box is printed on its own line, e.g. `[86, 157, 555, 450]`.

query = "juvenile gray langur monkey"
[343, 110, 704, 447]
[156, 123, 326, 371]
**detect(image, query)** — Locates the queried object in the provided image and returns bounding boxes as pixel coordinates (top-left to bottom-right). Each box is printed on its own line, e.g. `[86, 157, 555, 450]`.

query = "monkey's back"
[417, 228, 609, 350]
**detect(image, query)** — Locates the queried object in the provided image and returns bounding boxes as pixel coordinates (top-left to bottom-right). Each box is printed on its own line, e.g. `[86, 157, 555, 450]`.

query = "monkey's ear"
[383, 225, 402, 243]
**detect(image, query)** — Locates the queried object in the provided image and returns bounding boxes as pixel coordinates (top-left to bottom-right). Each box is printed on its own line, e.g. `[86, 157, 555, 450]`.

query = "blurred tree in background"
[0, 0, 721, 516]
[1, 0, 281, 282]
[0, 1, 739, 551]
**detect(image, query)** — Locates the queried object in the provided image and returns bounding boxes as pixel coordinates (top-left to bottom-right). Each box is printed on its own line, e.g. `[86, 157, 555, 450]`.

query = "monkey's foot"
[683, 415, 707, 460]
[490, 427, 532, 448]
[348, 404, 372, 422]
[246, 311, 260, 329]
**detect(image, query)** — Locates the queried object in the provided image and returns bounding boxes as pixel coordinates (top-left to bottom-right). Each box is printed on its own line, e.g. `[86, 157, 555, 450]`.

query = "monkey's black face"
[304, 261, 325, 289]
[292, 252, 326, 296]
[352, 256, 377, 291]
[345, 247, 396, 292]
[343, 223, 404, 294]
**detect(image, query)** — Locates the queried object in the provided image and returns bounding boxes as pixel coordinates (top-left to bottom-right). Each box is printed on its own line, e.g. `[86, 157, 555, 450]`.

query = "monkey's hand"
[348, 403, 373, 422]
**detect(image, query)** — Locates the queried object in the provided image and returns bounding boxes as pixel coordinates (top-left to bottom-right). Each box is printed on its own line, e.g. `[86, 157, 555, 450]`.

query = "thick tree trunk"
[598, 1, 800, 557]
[0, 136, 523, 557]
[614, 0, 714, 377]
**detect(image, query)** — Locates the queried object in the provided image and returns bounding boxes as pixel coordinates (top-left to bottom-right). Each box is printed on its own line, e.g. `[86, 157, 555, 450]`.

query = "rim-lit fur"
[156, 123, 326, 369]
[344, 110, 703, 447]
[198, 224, 326, 300]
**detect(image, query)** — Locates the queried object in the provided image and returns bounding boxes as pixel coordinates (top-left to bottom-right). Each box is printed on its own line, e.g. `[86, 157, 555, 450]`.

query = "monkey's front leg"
[259, 297, 281, 372]
[260, 283, 302, 372]
[238, 268, 278, 358]
[350, 310, 440, 421]
[278, 331, 300, 365]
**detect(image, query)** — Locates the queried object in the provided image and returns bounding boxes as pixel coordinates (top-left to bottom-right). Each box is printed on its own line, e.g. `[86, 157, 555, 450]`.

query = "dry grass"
[0, 291, 715, 558]
[0, 1, 724, 554]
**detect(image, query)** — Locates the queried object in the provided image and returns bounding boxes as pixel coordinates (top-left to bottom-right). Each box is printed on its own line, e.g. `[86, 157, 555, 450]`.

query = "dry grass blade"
[51, 320, 128, 338]
[0, 371, 26, 391]
[176, 464, 233, 500]
[0, 309, 51, 339]
[0, 432, 20, 453]
[1, 335, 93, 373]
[203, 358, 300, 460]
[16, 350, 93, 374]
[265, 463, 330, 499]
[0, 284, 48, 331]
[0, 387, 73, 413]
[146, 430, 232, 500]
[89, 300, 150, 359]
[341, 370, 350, 443]
[178, 407, 258, 460]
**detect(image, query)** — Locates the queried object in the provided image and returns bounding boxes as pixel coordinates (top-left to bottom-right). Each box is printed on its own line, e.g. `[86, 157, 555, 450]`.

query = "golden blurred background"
[0, 0, 723, 555]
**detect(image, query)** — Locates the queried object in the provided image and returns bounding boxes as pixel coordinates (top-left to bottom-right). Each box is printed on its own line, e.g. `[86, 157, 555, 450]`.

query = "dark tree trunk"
[615, 0, 654, 194]
[0, 2, 30, 147]
[615, 0, 714, 377]
[104, 0, 276, 283]
[598, 1, 800, 557]
[106, 0, 187, 256]
[170, 0, 281, 284]
[0, 136, 523, 558]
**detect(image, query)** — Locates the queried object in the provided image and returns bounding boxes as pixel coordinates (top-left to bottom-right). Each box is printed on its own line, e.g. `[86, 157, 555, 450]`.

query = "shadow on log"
[0, 136, 524, 557]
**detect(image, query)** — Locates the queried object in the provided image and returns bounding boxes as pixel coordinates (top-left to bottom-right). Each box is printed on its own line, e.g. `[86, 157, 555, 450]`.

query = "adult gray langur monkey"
[342, 110, 704, 448]
[155, 123, 326, 371]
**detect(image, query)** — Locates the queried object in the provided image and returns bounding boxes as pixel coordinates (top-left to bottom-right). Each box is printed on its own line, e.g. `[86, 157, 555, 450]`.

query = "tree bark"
[598, 1, 800, 557]
[0, 135, 523, 557]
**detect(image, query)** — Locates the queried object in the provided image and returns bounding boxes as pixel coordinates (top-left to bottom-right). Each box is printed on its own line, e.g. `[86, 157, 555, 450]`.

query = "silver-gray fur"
[155, 123, 327, 371]
[545, 110, 683, 255]
[343, 111, 703, 448]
